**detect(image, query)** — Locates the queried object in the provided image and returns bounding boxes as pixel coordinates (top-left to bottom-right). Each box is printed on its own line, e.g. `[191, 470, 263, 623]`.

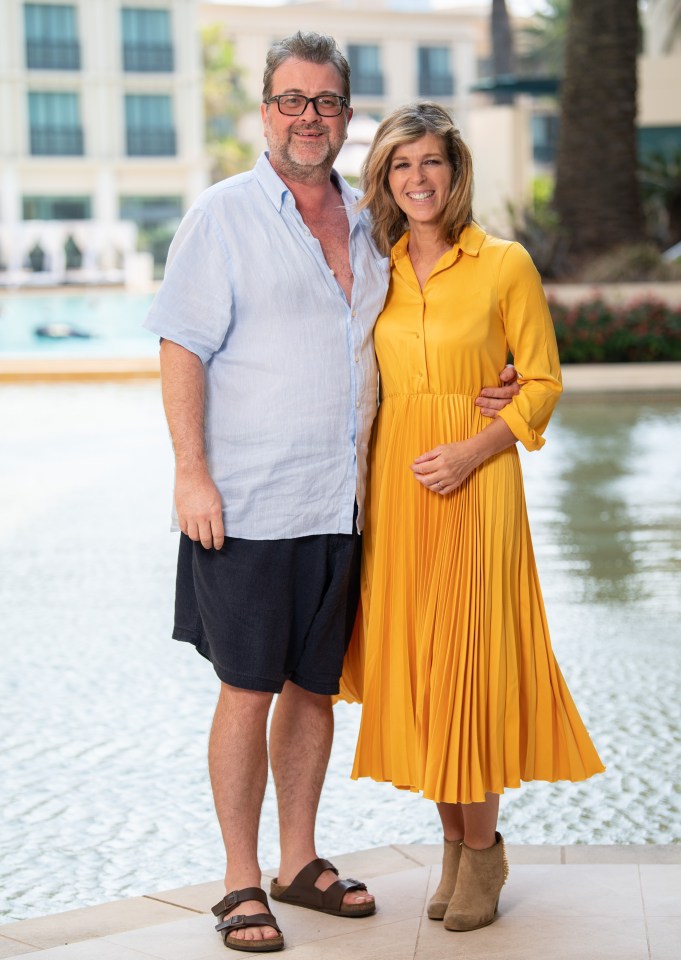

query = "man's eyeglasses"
[264, 95, 349, 117]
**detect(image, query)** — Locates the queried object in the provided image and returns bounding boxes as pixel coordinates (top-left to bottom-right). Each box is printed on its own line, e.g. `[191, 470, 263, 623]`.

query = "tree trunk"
[553, 0, 644, 258]
[491, 0, 515, 105]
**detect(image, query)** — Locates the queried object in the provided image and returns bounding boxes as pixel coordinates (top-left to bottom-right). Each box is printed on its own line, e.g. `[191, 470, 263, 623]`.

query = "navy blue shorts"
[173, 524, 361, 695]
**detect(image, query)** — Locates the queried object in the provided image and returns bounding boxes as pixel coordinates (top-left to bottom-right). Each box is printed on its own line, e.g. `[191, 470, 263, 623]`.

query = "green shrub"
[549, 297, 681, 363]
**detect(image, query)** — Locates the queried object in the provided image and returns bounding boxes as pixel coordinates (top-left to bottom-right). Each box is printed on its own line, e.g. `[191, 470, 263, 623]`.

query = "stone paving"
[0, 844, 679, 960]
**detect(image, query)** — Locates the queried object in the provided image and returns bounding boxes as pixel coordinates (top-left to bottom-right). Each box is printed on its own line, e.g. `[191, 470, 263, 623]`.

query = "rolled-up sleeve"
[144, 207, 233, 364]
[496, 242, 562, 451]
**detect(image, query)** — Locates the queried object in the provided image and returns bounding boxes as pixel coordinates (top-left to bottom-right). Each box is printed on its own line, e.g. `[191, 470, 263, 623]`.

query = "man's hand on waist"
[475, 363, 520, 418]
[175, 466, 225, 550]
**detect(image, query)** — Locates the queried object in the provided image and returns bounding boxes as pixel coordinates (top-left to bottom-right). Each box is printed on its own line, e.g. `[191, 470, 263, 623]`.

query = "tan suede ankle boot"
[427, 838, 463, 920]
[443, 832, 509, 932]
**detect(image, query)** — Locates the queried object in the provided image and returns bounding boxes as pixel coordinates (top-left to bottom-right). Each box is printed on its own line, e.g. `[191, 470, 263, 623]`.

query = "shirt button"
[354, 355, 359, 363]
[352, 310, 357, 317]
[356, 401, 360, 408]
[330, 269, 335, 276]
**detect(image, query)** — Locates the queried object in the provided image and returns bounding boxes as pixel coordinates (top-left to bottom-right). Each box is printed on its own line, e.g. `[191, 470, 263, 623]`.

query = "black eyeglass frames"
[264, 94, 349, 117]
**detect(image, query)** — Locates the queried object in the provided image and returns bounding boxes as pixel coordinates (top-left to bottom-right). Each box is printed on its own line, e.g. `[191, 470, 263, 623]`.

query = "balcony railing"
[352, 74, 384, 96]
[26, 40, 80, 70]
[123, 43, 174, 72]
[126, 128, 176, 156]
[419, 75, 455, 97]
[30, 126, 84, 156]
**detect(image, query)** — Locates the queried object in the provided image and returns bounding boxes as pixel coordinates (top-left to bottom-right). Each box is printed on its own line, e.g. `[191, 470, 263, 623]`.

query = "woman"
[339, 103, 604, 932]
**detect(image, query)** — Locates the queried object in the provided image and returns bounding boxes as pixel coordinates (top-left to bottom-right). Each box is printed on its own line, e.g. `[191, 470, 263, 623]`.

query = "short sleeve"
[143, 207, 234, 364]
[496, 242, 562, 451]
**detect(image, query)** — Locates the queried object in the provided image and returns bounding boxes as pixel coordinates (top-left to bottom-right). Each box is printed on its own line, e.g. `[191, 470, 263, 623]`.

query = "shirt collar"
[255, 152, 362, 229]
[390, 221, 487, 266]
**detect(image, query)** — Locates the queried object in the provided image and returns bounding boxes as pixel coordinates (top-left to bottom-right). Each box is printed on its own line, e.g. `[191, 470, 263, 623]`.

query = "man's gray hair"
[262, 31, 351, 102]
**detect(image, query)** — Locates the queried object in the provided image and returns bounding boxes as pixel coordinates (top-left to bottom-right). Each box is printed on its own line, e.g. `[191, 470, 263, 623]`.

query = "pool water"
[1, 384, 680, 922]
[0, 292, 157, 357]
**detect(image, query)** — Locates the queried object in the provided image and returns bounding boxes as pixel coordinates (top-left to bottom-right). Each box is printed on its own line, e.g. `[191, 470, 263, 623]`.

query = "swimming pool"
[1, 384, 680, 923]
[0, 291, 157, 357]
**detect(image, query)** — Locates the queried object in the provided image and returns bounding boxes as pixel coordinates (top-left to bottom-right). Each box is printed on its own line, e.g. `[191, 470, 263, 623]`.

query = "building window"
[23, 195, 91, 219]
[418, 47, 454, 97]
[532, 113, 559, 165]
[122, 8, 173, 72]
[28, 91, 83, 155]
[24, 3, 80, 70]
[125, 95, 176, 155]
[347, 45, 384, 96]
[119, 195, 182, 228]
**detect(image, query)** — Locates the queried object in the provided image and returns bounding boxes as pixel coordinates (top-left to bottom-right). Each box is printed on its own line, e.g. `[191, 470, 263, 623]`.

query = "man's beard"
[267, 123, 345, 184]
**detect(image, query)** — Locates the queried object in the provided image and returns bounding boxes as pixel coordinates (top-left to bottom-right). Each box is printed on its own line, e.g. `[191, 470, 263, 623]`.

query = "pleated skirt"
[340, 393, 604, 804]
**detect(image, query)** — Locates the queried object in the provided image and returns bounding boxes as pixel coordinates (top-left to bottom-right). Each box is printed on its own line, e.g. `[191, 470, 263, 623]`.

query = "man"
[146, 31, 516, 952]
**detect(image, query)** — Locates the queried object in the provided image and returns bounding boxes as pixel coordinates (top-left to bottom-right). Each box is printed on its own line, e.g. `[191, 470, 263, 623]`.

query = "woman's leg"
[461, 793, 499, 848]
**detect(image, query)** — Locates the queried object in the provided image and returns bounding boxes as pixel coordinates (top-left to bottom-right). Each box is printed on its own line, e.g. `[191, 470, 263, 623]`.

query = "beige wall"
[638, 55, 681, 125]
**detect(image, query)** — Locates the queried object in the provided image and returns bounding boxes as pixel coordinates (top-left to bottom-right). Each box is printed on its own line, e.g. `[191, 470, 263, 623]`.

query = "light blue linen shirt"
[145, 152, 389, 539]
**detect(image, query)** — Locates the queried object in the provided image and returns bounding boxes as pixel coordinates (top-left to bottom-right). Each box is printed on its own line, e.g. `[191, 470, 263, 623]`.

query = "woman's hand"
[411, 419, 517, 496]
[410, 441, 480, 496]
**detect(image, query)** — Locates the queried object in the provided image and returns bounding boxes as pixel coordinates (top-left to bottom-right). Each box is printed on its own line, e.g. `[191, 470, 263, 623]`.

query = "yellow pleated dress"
[339, 224, 604, 804]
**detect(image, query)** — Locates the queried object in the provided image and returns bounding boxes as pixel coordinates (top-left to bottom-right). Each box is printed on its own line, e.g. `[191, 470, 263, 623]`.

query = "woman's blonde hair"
[360, 102, 474, 255]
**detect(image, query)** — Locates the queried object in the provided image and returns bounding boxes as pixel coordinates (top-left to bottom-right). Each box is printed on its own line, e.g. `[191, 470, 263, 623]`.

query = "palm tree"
[553, 0, 644, 258]
[518, 0, 569, 77]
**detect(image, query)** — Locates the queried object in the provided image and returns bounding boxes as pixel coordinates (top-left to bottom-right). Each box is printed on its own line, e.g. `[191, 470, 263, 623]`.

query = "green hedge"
[549, 297, 681, 363]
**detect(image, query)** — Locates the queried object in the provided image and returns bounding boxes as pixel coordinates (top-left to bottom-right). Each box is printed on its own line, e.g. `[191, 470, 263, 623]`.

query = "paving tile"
[565, 844, 681, 864]
[12, 940, 154, 959]
[640, 865, 681, 917]
[284, 917, 419, 958]
[506, 844, 563, 864]
[500, 865, 643, 919]
[143, 882, 222, 915]
[0, 899, 193, 950]
[647, 917, 681, 960]
[414, 915, 649, 960]
[0, 937, 37, 958]
[392, 844, 441, 867]
[103, 914, 228, 960]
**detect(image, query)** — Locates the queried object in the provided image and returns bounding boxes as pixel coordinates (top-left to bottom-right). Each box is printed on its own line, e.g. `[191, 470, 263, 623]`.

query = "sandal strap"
[285, 857, 338, 897]
[212, 887, 270, 918]
[216, 912, 282, 938]
[280, 859, 367, 913]
[319, 877, 368, 913]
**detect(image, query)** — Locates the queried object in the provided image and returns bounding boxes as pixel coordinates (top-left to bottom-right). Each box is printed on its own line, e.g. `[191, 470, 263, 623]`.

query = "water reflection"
[522, 397, 681, 611]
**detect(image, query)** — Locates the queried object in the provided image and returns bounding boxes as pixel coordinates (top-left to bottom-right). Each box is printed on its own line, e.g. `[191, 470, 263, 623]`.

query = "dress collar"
[390, 221, 487, 267]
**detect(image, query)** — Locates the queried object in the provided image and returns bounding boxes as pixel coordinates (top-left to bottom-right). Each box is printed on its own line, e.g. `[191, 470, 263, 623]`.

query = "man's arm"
[159, 339, 225, 550]
[475, 363, 520, 418]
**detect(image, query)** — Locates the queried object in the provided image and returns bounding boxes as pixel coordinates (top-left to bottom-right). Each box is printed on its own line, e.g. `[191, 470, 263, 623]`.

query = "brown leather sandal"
[270, 857, 375, 918]
[212, 887, 284, 953]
